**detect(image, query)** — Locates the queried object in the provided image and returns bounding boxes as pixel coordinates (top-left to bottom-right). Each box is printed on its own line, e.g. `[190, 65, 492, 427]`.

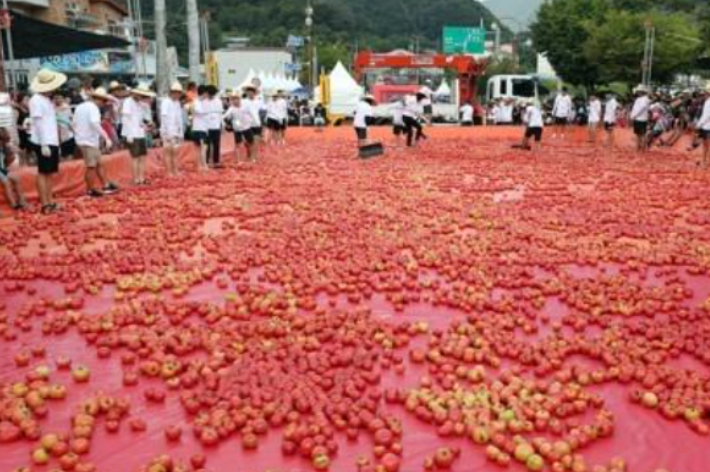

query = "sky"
[481, 0, 544, 30]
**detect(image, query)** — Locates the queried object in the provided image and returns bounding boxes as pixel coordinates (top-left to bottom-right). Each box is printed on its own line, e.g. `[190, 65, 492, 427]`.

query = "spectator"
[160, 82, 186, 177]
[54, 92, 76, 160]
[73, 87, 118, 197]
[122, 86, 155, 185]
[0, 127, 27, 213]
[29, 69, 66, 214]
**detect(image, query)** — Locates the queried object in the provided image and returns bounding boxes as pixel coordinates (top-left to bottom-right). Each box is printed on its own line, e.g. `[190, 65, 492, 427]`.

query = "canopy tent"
[434, 81, 451, 97]
[3, 10, 128, 59]
[328, 61, 363, 115]
[238, 69, 257, 90]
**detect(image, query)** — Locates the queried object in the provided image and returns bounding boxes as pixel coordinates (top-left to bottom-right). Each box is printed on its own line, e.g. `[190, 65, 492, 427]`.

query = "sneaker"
[103, 183, 119, 194]
[87, 189, 104, 198]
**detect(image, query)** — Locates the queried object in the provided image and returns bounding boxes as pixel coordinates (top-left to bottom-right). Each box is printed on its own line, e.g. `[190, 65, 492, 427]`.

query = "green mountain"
[156, 0, 503, 68]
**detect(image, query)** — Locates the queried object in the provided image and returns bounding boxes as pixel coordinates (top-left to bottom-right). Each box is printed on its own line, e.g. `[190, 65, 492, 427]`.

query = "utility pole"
[154, 0, 169, 95]
[642, 20, 655, 87]
[2, 0, 16, 89]
[186, 0, 201, 83]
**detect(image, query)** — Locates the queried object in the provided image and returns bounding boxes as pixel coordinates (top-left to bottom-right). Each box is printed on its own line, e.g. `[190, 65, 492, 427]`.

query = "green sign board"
[442, 27, 486, 54]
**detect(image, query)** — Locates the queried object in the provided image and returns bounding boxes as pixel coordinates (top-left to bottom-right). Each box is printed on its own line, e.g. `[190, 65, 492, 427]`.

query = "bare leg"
[36, 174, 48, 207]
[1, 179, 17, 207]
[132, 158, 140, 184]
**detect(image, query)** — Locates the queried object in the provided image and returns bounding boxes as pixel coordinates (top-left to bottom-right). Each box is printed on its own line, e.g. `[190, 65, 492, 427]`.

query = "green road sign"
[443, 27, 486, 54]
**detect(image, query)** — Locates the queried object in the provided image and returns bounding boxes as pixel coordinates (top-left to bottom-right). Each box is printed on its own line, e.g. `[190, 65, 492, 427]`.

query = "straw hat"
[704, 82, 710, 93]
[90, 87, 111, 101]
[169, 82, 184, 94]
[230, 91, 242, 99]
[363, 93, 376, 104]
[30, 69, 68, 94]
[634, 84, 649, 94]
[109, 81, 124, 91]
[242, 84, 258, 93]
[131, 86, 156, 98]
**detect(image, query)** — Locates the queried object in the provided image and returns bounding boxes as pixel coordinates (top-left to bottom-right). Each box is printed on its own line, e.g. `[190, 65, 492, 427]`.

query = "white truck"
[486, 75, 539, 104]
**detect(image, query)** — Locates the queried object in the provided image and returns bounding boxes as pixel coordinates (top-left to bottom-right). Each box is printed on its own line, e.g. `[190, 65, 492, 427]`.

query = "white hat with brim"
[90, 87, 111, 101]
[31, 69, 68, 94]
[242, 85, 258, 93]
[634, 84, 649, 94]
[109, 81, 124, 91]
[704, 82, 710, 93]
[170, 82, 184, 94]
[131, 87, 156, 98]
[363, 94, 376, 103]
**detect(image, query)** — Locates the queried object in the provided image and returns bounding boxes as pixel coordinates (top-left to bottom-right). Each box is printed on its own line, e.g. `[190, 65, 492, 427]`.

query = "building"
[8, 0, 128, 36]
[213, 47, 294, 91]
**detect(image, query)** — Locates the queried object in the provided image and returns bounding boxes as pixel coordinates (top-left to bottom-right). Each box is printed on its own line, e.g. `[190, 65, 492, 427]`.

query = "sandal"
[40, 205, 54, 215]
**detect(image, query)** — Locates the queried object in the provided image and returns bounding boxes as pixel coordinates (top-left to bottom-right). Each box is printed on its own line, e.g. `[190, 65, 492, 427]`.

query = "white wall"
[214, 49, 293, 90]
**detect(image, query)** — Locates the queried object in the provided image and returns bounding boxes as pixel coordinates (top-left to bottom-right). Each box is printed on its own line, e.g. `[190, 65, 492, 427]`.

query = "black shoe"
[88, 189, 104, 198]
[103, 183, 119, 194]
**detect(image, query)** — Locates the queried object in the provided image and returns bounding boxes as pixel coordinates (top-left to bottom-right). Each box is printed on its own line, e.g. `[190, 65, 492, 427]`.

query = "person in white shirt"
[122, 87, 155, 185]
[489, 102, 501, 125]
[73, 87, 117, 197]
[266, 90, 288, 146]
[29, 69, 67, 214]
[160, 82, 186, 177]
[552, 87, 573, 139]
[460, 102, 474, 127]
[603, 93, 619, 148]
[190, 86, 211, 171]
[630, 85, 652, 152]
[521, 101, 544, 152]
[498, 99, 514, 125]
[224, 93, 256, 161]
[242, 85, 264, 145]
[204, 85, 224, 168]
[391, 99, 406, 146]
[587, 95, 602, 145]
[696, 84, 710, 168]
[403, 93, 427, 147]
[353, 95, 375, 146]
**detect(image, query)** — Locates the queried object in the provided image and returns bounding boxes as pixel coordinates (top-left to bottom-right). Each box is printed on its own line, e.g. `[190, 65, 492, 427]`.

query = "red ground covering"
[1, 127, 710, 472]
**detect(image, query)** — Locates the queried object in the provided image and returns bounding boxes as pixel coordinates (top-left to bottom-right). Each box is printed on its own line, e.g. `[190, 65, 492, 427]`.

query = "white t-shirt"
[553, 94, 572, 119]
[242, 98, 262, 128]
[73, 101, 103, 148]
[524, 105, 544, 128]
[354, 101, 373, 129]
[588, 99, 602, 124]
[224, 105, 255, 132]
[697, 98, 710, 131]
[490, 105, 500, 124]
[403, 96, 422, 118]
[460, 104, 474, 123]
[160, 98, 184, 140]
[267, 98, 288, 122]
[604, 98, 619, 124]
[121, 96, 146, 139]
[192, 98, 210, 132]
[391, 102, 405, 126]
[630, 95, 651, 122]
[205, 97, 224, 131]
[29, 93, 59, 146]
[499, 104, 514, 124]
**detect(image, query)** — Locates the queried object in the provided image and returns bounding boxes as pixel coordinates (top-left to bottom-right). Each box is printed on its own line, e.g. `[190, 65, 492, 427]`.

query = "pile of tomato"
[1, 134, 710, 472]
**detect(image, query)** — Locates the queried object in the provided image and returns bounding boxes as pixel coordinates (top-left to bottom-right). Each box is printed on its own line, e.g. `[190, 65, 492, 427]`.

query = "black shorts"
[633, 120, 648, 137]
[126, 138, 148, 158]
[252, 126, 263, 138]
[33, 144, 60, 175]
[604, 122, 616, 131]
[267, 118, 283, 131]
[423, 105, 433, 115]
[355, 127, 367, 140]
[700, 129, 710, 140]
[393, 124, 405, 136]
[554, 117, 568, 126]
[461, 121, 473, 127]
[60, 138, 76, 158]
[235, 129, 255, 145]
[192, 131, 209, 144]
[525, 127, 543, 142]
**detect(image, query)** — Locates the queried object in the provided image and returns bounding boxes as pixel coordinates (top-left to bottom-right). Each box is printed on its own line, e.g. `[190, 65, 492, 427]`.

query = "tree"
[530, 0, 609, 88]
[583, 10, 702, 86]
[154, 0, 170, 94]
[186, 0, 201, 82]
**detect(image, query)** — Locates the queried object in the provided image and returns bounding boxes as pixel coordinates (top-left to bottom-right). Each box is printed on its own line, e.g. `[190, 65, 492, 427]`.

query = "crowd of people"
[0, 68, 296, 217]
[2, 68, 710, 217]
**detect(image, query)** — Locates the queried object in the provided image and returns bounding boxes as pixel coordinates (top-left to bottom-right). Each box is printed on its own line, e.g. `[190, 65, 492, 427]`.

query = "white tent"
[238, 68, 257, 90]
[434, 81, 451, 97]
[328, 61, 364, 115]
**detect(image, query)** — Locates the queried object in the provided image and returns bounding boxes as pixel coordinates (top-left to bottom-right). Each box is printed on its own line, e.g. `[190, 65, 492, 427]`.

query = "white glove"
[105, 139, 113, 149]
[127, 137, 135, 145]
[41, 146, 51, 157]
